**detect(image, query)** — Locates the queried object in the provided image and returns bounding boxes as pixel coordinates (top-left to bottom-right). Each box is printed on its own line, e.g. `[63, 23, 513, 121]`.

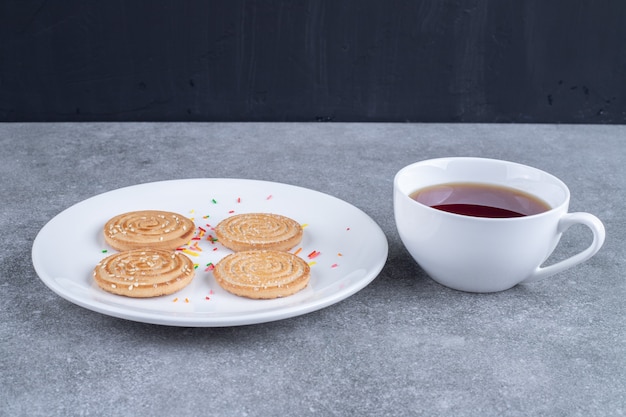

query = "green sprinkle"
[102, 249, 108, 253]
[212, 199, 217, 204]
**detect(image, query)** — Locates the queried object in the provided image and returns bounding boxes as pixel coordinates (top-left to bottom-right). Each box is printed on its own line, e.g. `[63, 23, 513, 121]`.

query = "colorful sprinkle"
[101, 249, 108, 253]
[237, 197, 241, 203]
[203, 215, 210, 219]
[185, 298, 190, 303]
[308, 261, 317, 266]
[338, 252, 343, 257]
[228, 210, 235, 214]
[212, 199, 217, 204]
[205, 296, 211, 300]
[307, 250, 321, 259]
[173, 298, 179, 303]
[331, 263, 338, 268]
[193, 263, 199, 269]
[293, 247, 303, 256]
[301, 223, 309, 229]
[266, 195, 273, 200]
[191, 242, 202, 252]
[182, 249, 200, 257]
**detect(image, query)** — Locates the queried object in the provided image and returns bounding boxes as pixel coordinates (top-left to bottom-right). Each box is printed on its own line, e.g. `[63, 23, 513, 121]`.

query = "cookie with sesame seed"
[214, 213, 303, 252]
[93, 248, 195, 298]
[104, 210, 194, 251]
[213, 250, 310, 299]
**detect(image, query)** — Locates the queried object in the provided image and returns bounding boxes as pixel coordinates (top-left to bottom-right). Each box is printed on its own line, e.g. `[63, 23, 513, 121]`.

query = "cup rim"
[394, 157, 570, 221]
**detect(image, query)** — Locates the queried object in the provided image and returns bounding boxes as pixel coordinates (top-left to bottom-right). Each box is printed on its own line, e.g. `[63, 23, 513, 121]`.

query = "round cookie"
[213, 250, 310, 299]
[104, 210, 195, 251]
[93, 248, 195, 298]
[214, 213, 303, 252]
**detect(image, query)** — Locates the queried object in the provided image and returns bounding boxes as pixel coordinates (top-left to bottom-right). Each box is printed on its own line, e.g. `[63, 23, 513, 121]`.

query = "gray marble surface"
[1, 122, 624, 416]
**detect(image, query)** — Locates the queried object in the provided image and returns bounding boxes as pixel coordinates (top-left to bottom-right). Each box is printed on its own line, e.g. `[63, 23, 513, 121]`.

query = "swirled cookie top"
[214, 213, 303, 251]
[213, 250, 310, 299]
[104, 210, 195, 251]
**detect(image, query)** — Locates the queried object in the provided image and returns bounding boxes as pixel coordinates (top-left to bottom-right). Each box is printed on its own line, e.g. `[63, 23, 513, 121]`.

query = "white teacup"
[393, 157, 605, 293]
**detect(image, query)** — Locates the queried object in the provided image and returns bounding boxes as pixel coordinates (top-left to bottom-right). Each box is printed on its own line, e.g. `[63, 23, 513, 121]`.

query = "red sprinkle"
[331, 263, 338, 268]
[307, 250, 321, 259]
[237, 197, 241, 203]
[266, 195, 273, 200]
[228, 210, 235, 214]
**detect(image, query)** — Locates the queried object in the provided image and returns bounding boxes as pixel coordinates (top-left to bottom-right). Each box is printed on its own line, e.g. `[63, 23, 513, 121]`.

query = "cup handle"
[522, 212, 606, 283]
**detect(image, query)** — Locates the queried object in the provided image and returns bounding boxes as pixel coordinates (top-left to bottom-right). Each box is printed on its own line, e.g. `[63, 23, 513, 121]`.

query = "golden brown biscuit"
[93, 249, 195, 298]
[104, 210, 195, 251]
[214, 213, 303, 252]
[213, 250, 310, 299]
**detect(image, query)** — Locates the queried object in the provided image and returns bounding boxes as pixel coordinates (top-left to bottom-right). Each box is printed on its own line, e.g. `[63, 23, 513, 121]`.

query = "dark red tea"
[409, 182, 551, 218]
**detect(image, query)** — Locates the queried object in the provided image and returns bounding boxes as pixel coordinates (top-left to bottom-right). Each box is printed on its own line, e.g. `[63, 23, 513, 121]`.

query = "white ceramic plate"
[32, 179, 388, 326]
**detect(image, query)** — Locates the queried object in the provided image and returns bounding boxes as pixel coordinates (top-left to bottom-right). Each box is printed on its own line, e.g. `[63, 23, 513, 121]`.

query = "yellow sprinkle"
[308, 261, 317, 266]
[182, 249, 200, 257]
[301, 223, 309, 228]
[189, 209, 195, 214]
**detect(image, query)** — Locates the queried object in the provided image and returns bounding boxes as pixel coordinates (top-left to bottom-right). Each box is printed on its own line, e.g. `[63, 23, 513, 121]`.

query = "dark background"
[1, 0, 625, 123]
